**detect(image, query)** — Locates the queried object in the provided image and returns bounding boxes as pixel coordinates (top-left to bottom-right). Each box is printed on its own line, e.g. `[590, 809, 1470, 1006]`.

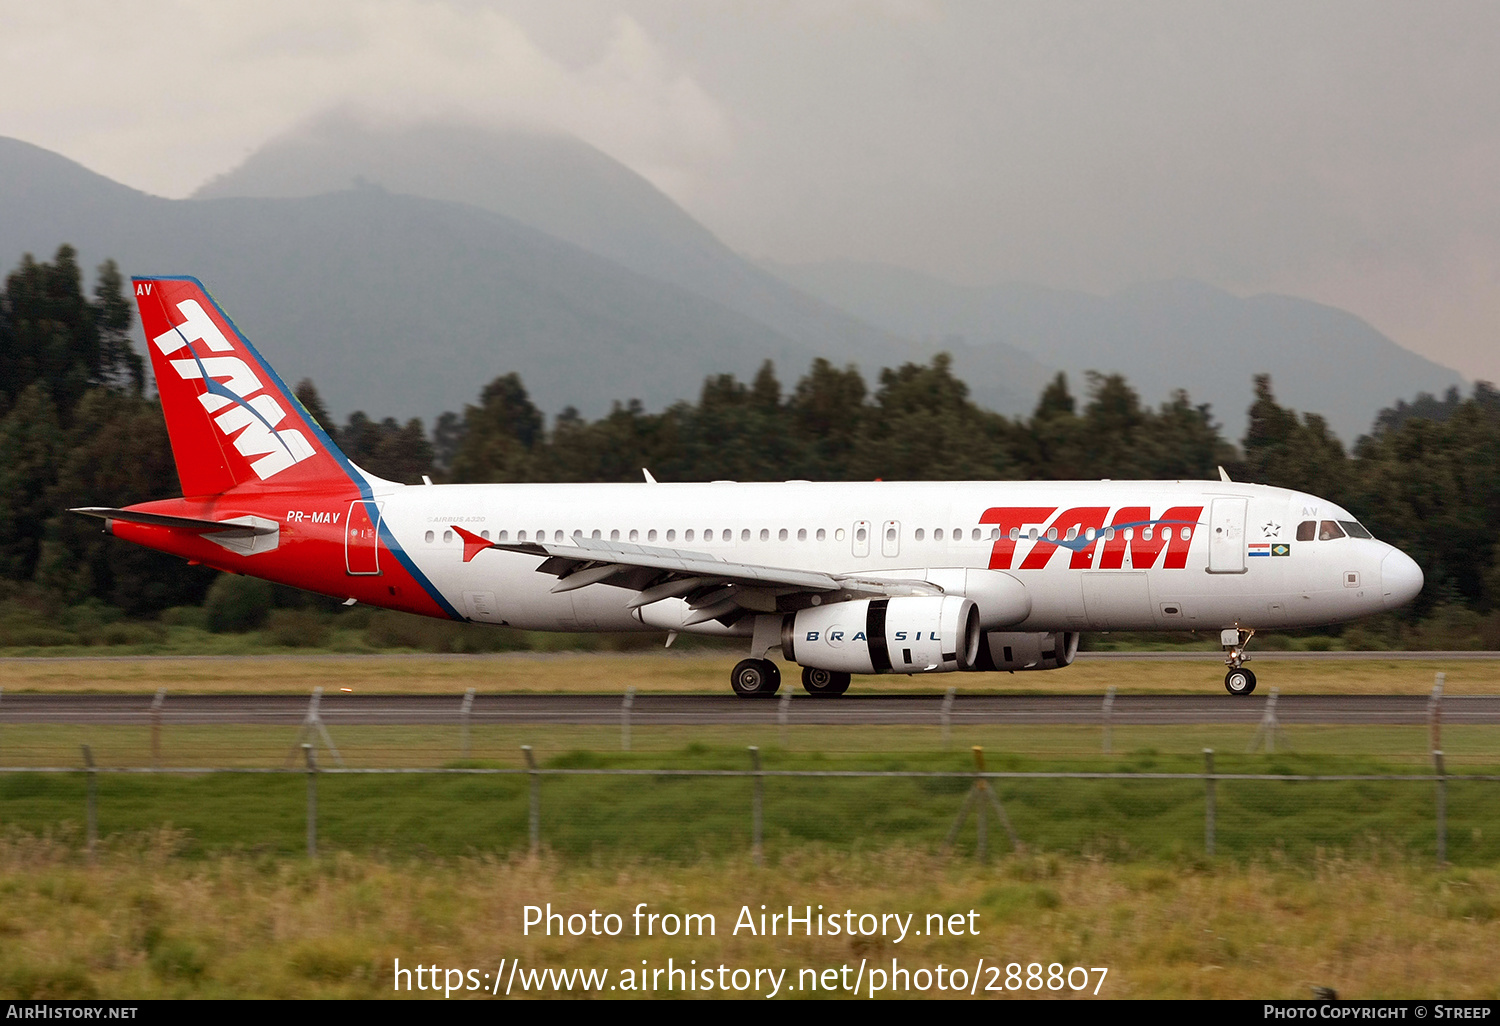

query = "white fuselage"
[364, 478, 1420, 637]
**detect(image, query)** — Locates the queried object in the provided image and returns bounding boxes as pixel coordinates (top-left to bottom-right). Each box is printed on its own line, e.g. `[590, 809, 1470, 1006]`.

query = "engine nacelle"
[971, 630, 1080, 671]
[782, 596, 980, 674]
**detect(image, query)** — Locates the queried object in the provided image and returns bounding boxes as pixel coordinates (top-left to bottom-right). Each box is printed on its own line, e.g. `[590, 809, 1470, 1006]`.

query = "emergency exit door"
[345, 499, 383, 575]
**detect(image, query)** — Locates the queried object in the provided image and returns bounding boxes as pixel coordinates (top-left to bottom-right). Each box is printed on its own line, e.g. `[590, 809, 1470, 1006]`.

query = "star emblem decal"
[1262, 521, 1281, 538]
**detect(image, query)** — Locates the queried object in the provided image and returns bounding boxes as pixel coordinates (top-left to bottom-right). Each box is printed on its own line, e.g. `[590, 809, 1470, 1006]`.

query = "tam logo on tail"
[149, 297, 315, 481]
[134, 277, 351, 497]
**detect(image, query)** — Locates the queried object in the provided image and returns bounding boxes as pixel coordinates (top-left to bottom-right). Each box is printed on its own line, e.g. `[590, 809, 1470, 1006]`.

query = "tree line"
[3, 246, 1497, 632]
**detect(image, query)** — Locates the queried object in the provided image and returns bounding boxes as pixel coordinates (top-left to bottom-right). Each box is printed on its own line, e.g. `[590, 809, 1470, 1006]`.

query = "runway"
[3, 693, 1498, 726]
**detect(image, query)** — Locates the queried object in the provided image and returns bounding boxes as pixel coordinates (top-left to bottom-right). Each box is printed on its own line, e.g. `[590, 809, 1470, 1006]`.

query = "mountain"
[194, 119, 933, 369]
[765, 259, 1469, 440]
[0, 125, 1464, 440]
[0, 137, 880, 421]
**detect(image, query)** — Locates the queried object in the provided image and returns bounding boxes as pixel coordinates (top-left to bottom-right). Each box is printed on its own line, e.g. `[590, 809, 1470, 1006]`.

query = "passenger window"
[856, 527, 867, 542]
[666, 529, 676, 541]
[835, 528, 846, 541]
[1297, 521, 1316, 542]
[1319, 520, 1346, 541]
[1008, 528, 1019, 541]
[647, 530, 657, 541]
[610, 530, 619, 541]
[443, 530, 453, 543]
[481, 530, 490, 540]
[685, 530, 694, 542]
[935, 528, 944, 541]
[972, 528, 981, 541]
[798, 529, 807, 541]
[518, 530, 528, 542]
[779, 529, 789, 541]
[915, 528, 925, 541]
[424, 530, 434, 543]
[498, 531, 507, 542]
[629, 529, 638, 542]
[761, 529, 770, 541]
[741, 529, 751, 541]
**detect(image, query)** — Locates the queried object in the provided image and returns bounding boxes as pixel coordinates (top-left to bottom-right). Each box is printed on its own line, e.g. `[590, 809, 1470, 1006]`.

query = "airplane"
[72, 277, 1425, 698]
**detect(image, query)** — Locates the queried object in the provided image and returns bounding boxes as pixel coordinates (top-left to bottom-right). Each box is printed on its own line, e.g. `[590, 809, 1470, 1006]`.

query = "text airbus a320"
[73, 277, 1425, 697]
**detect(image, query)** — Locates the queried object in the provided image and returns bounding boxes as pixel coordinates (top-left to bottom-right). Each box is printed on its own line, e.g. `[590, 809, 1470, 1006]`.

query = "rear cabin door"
[1207, 497, 1248, 574]
[345, 500, 383, 575]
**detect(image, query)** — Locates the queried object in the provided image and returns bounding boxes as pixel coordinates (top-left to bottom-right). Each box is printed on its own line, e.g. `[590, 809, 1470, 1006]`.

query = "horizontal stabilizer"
[70, 507, 278, 535]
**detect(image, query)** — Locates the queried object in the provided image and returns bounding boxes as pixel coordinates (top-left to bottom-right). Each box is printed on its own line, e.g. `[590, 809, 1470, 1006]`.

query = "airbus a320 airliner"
[73, 278, 1425, 697]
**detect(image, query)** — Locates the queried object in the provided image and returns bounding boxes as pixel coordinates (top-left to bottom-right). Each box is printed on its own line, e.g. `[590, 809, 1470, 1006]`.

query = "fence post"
[974, 747, 988, 861]
[522, 745, 540, 857]
[1433, 749, 1447, 866]
[82, 744, 97, 860]
[1429, 673, 1445, 754]
[621, 687, 635, 752]
[1203, 748, 1216, 856]
[460, 688, 475, 760]
[1102, 686, 1116, 754]
[150, 688, 166, 769]
[941, 687, 955, 750]
[749, 746, 763, 867]
[303, 743, 317, 858]
[778, 690, 792, 748]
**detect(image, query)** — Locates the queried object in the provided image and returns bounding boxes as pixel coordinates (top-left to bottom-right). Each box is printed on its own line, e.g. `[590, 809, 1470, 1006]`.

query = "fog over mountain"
[0, 120, 1467, 440]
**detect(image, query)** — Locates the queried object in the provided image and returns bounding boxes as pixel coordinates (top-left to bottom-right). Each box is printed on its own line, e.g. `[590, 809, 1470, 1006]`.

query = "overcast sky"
[3, 0, 1498, 383]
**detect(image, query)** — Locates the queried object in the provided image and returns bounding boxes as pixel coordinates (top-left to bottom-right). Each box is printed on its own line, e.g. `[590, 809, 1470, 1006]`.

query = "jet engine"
[781, 596, 980, 674]
[970, 630, 1080, 672]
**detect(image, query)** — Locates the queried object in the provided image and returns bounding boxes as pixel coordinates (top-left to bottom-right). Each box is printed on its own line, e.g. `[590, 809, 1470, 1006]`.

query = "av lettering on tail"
[75, 276, 1424, 697]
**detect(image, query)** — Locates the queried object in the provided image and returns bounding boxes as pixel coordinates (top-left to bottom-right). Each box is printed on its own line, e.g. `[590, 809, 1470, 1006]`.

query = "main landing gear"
[800, 666, 851, 697]
[1221, 628, 1257, 696]
[730, 658, 781, 697]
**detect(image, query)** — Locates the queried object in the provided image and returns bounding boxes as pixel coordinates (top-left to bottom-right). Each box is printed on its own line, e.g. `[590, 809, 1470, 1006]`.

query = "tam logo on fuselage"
[980, 505, 1204, 571]
[151, 299, 315, 481]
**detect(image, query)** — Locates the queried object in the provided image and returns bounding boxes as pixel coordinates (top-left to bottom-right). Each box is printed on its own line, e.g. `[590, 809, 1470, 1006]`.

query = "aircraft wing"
[450, 524, 937, 624]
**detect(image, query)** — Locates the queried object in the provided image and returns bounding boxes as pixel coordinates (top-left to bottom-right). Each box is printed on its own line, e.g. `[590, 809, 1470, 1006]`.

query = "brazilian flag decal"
[1271, 543, 1291, 557]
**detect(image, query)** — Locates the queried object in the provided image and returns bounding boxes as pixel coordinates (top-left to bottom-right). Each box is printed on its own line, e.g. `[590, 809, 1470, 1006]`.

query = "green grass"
[5, 722, 1500, 768]
[3, 742, 1496, 865]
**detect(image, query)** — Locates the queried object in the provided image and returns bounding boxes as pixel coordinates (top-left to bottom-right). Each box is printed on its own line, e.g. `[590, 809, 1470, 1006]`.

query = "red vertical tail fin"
[133, 277, 354, 497]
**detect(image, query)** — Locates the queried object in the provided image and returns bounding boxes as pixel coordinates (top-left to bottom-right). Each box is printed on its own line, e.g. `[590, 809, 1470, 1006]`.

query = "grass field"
[3, 652, 1497, 1000]
[2, 837, 1497, 1000]
[3, 742, 1497, 864]
[1, 651, 1496, 694]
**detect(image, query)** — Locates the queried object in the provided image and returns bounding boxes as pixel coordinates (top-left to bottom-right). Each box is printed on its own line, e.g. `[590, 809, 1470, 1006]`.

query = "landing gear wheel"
[730, 658, 781, 698]
[1224, 668, 1257, 696]
[801, 666, 852, 697]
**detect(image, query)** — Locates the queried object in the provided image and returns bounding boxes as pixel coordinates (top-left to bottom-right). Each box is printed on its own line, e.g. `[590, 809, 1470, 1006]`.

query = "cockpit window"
[1339, 520, 1373, 540]
[1318, 520, 1347, 541]
[1297, 521, 1316, 542]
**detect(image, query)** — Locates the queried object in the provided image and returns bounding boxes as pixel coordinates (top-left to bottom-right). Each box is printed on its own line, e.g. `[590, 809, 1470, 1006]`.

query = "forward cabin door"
[345, 499, 383, 575]
[1207, 497, 1248, 574]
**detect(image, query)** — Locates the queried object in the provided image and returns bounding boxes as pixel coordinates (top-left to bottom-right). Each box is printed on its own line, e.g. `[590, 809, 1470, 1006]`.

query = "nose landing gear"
[1221, 628, 1257, 696]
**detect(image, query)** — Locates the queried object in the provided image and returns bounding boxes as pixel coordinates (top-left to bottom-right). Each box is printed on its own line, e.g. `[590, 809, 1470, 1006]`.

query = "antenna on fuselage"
[1218, 466, 1232, 482]
[643, 468, 658, 484]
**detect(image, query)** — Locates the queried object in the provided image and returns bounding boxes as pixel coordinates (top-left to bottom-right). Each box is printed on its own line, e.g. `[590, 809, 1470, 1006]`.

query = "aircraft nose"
[1381, 548, 1424, 610]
